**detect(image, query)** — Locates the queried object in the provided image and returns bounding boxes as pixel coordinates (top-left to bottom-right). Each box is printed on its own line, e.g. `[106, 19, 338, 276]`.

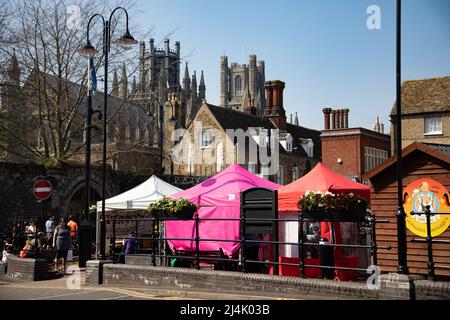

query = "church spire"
[120, 63, 128, 100]
[112, 66, 119, 97]
[198, 70, 206, 101]
[183, 62, 190, 93]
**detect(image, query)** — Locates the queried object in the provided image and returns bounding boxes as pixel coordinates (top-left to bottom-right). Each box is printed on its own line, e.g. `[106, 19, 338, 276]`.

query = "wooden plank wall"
[370, 154, 450, 276]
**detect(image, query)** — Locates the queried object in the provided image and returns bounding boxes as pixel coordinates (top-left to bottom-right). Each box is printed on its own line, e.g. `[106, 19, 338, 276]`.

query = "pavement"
[0, 271, 289, 300]
[0, 270, 350, 300]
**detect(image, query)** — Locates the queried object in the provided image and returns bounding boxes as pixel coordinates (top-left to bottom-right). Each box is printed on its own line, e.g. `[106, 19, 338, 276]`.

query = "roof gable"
[363, 142, 450, 180]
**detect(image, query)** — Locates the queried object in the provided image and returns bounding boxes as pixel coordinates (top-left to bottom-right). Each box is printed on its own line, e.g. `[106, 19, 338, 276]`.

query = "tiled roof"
[423, 142, 450, 156]
[390, 76, 450, 116]
[206, 104, 321, 157]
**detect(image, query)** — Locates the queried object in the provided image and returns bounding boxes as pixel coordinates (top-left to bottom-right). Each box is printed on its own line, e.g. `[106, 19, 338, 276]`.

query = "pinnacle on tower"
[294, 112, 299, 126]
[198, 70, 206, 101]
[112, 67, 119, 96]
[131, 76, 137, 94]
[120, 63, 128, 99]
[7, 50, 20, 86]
[191, 71, 197, 100]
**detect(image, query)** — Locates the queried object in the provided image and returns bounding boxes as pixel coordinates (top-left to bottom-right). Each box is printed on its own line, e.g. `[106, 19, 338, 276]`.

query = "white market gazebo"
[96, 175, 182, 212]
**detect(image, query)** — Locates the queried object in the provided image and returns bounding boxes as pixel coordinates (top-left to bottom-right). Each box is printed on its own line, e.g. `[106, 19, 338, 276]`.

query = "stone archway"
[64, 180, 103, 221]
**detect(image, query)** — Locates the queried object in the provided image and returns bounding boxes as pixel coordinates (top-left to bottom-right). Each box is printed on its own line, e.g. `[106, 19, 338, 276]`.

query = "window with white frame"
[292, 166, 299, 181]
[364, 146, 388, 172]
[201, 129, 212, 148]
[277, 165, 284, 185]
[424, 116, 442, 135]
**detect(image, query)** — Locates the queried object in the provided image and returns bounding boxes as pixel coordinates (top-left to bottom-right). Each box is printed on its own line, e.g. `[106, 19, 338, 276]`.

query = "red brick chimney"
[323, 108, 332, 130]
[264, 80, 286, 130]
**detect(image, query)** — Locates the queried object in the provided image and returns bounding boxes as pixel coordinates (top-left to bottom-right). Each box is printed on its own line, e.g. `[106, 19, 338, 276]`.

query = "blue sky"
[133, 0, 450, 131]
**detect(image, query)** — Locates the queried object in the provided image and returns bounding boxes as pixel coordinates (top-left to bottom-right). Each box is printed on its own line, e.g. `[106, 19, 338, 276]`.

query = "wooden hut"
[363, 142, 450, 276]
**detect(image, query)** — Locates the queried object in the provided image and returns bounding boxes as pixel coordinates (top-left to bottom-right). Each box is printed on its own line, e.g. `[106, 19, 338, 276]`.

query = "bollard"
[319, 238, 334, 279]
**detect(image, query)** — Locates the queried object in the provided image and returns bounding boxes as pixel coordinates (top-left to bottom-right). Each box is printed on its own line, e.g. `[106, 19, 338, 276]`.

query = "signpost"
[33, 179, 53, 201]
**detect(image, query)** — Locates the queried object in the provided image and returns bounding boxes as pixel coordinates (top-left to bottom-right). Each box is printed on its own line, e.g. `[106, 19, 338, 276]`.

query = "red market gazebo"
[276, 162, 371, 280]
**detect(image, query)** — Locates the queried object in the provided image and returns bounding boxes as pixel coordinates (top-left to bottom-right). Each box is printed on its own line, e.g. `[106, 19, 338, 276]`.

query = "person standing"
[67, 216, 78, 248]
[45, 216, 55, 238]
[53, 217, 71, 274]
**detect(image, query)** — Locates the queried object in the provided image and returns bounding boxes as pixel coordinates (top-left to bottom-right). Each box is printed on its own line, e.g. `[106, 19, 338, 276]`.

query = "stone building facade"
[171, 80, 321, 185]
[0, 53, 159, 177]
[390, 76, 450, 153]
[320, 108, 391, 182]
[220, 55, 266, 115]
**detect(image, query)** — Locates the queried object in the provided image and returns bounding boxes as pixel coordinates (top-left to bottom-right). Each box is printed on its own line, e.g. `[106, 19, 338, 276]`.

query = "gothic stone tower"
[220, 54, 265, 115]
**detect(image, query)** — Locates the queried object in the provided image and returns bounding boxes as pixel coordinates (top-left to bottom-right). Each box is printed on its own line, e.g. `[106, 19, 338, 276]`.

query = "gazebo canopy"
[166, 164, 280, 257]
[278, 163, 370, 212]
[96, 175, 182, 212]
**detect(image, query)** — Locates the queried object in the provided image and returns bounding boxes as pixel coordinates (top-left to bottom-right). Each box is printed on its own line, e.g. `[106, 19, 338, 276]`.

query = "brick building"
[320, 108, 391, 182]
[390, 76, 450, 154]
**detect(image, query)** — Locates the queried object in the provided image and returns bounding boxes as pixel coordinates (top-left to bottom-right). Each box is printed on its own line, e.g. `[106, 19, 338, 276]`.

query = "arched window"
[234, 75, 242, 96]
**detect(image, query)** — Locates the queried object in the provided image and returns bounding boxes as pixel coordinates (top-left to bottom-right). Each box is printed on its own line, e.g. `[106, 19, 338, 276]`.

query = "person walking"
[53, 217, 72, 274]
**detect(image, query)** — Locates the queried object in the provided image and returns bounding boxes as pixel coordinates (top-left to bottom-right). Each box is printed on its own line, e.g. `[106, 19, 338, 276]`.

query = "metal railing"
[106, 210, 391, 280]
[410, 206, 450, 281]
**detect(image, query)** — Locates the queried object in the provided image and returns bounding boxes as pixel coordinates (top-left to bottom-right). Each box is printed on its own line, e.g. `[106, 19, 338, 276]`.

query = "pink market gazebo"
[165, 164, 280, 257]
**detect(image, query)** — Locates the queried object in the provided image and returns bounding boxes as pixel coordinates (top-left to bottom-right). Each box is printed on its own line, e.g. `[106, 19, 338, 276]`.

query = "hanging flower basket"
[298, 191, 368, 222]
[148, 197, 197, 220]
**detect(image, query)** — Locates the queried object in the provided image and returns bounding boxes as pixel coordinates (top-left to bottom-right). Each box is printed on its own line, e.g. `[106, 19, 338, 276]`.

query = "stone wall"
[6, 255, 48, 281]
[87, 263, 378, 299]
[0, 160, 152, 232]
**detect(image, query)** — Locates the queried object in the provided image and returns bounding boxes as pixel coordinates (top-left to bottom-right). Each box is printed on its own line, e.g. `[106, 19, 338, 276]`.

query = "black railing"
[410, 206, 450, 281]
[105, 210, 391, 280]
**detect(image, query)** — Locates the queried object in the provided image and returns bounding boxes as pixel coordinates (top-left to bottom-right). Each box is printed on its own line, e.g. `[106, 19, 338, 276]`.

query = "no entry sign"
[33, 179, 53, 201]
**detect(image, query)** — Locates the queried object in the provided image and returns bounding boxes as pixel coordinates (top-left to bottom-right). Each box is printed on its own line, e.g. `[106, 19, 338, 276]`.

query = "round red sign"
[33, 179, 53, 201]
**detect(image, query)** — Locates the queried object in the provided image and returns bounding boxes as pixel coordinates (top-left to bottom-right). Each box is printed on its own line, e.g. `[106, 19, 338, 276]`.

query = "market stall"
[277, 162, 371, 280]
[95, 176, 182, 255]
[165, 164, 280, 258]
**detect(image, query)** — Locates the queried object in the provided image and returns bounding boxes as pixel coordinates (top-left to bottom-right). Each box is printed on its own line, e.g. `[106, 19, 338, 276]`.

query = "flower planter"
[301, 205, 367, 222]
[152, 208, 196, 220]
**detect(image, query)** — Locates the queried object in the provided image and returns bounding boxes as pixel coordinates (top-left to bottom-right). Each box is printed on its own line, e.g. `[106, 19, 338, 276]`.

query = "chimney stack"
[331, 110, 337, 129]
[264, 80, 287, 130]
[343, 109, 349, 128]
[323, 108, 332, 130]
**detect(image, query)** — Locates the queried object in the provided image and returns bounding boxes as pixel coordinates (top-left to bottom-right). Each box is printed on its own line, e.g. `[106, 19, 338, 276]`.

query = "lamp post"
[395, 0, 409, 274]
[146, 95, 177, 177]
[78, 7, 137, 263]
[79, 66, 102, 268]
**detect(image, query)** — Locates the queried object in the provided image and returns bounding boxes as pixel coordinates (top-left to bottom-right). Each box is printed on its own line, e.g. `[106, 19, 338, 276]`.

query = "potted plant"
[298, 191, 368, 222]
[148, 197, 198, 220]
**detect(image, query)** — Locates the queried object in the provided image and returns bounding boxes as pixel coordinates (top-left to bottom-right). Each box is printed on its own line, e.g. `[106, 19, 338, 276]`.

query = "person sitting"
[123, 232, 137, 255]
[19, 232, 47, 258]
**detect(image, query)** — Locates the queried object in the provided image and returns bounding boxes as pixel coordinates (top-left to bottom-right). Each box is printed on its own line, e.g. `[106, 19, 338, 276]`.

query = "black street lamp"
[78, 7, 137, 266]
[395, 0, 409, 274]
[79, 66, 102, 268]
[146, 95, 177, 177]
